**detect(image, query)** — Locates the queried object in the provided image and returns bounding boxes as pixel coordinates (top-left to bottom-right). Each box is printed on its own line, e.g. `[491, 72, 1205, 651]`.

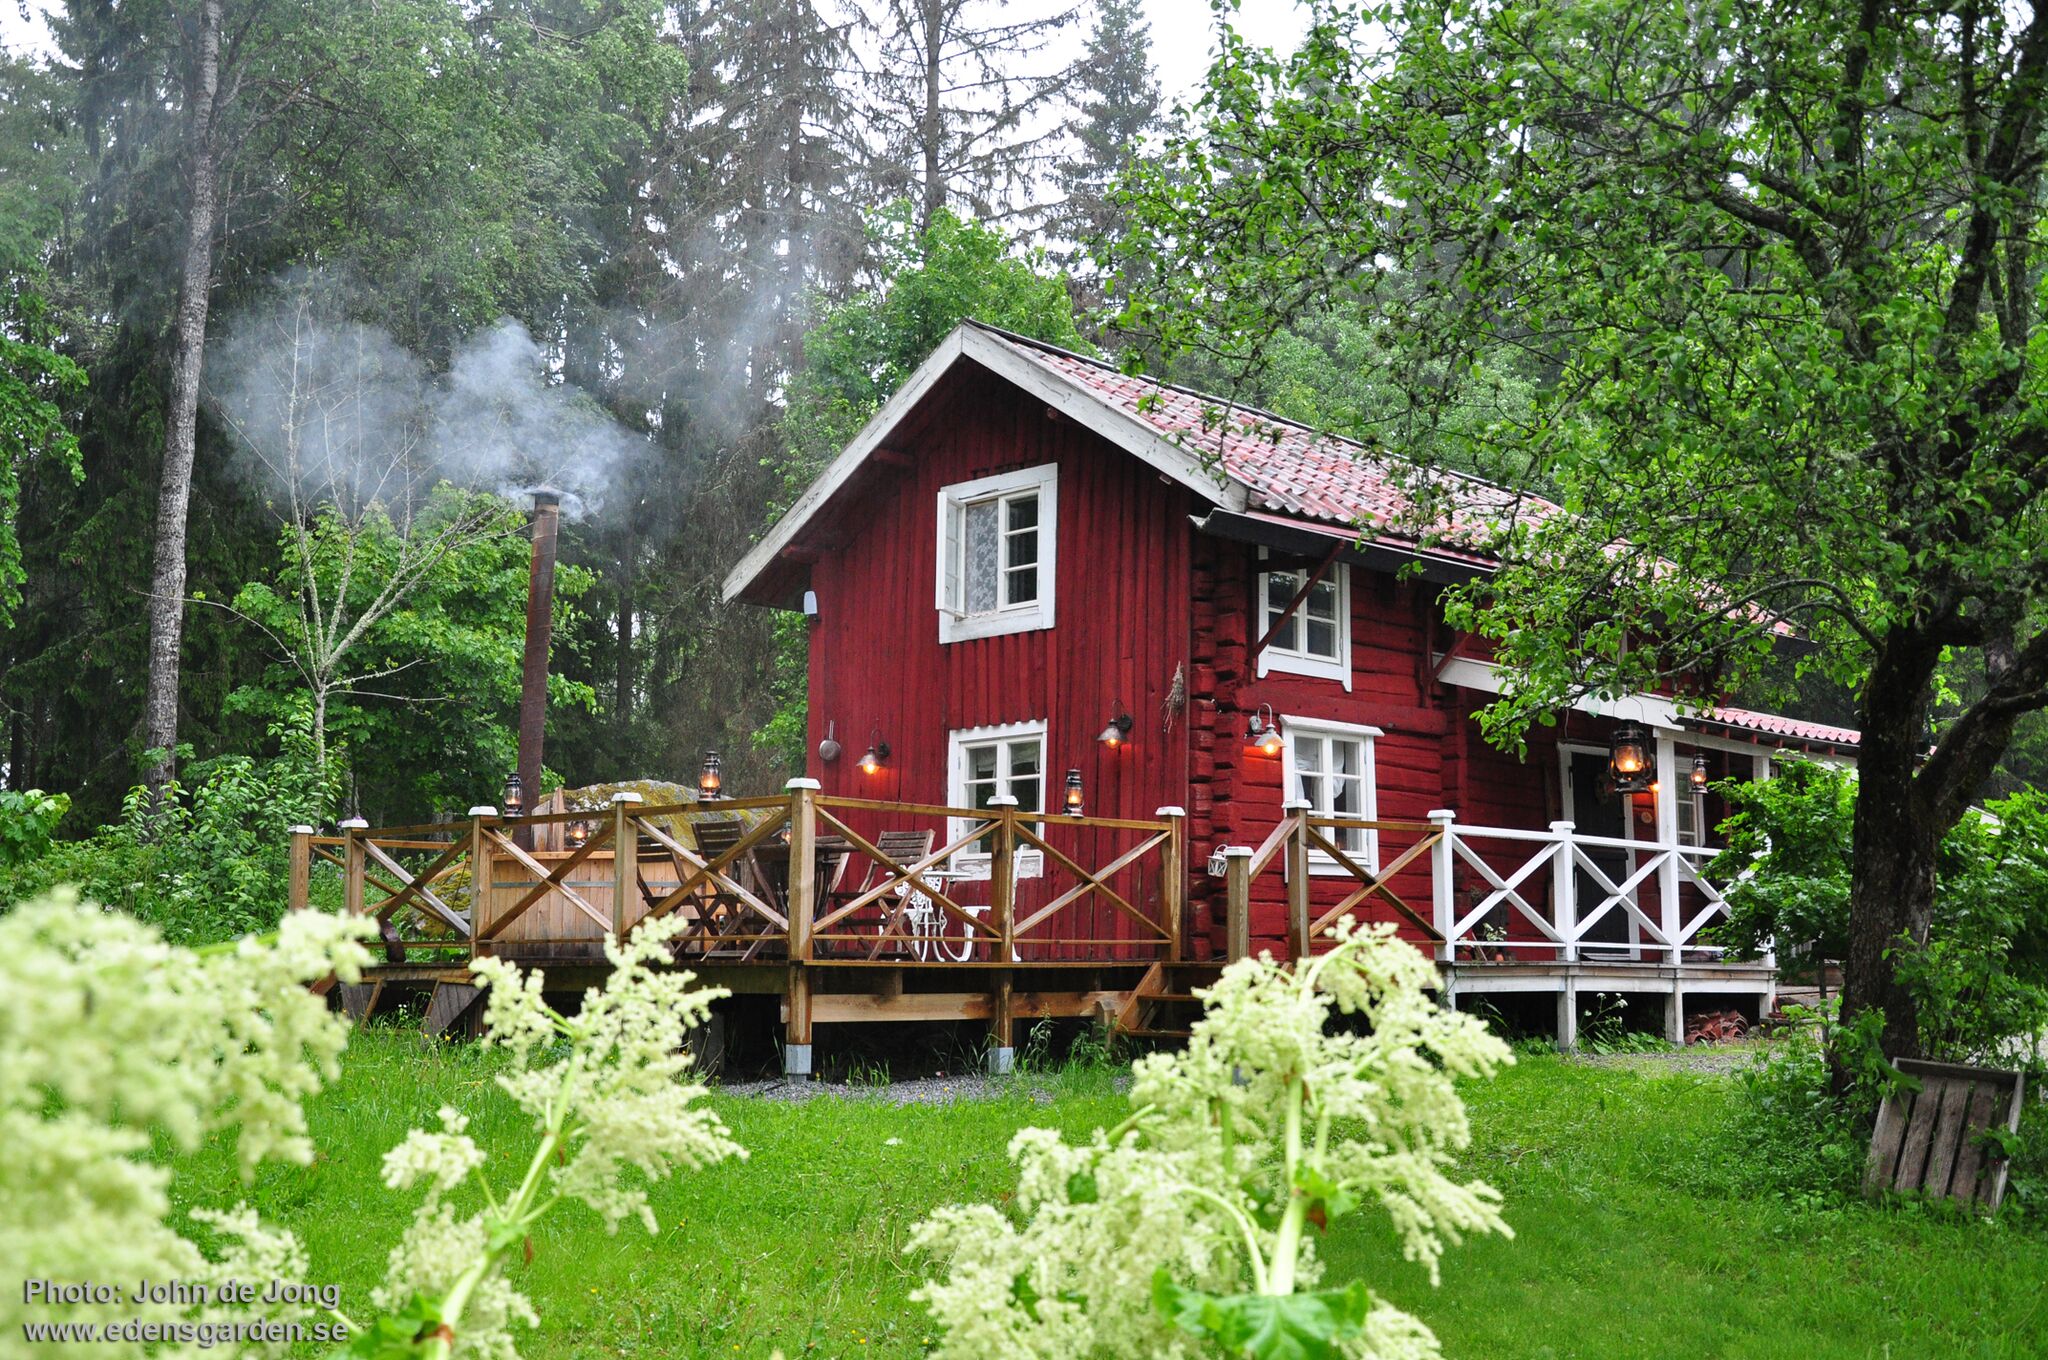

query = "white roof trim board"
[720, 324, 1241, 605]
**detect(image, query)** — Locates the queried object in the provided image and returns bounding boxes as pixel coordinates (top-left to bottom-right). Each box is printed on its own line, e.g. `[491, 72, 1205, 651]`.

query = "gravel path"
[715, 1072, 1131, 1104]
[1566, 1041, 1770, 1076]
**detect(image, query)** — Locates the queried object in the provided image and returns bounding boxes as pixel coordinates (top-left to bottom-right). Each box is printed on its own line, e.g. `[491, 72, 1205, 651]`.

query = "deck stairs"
[1114, 960, 1224, 1042]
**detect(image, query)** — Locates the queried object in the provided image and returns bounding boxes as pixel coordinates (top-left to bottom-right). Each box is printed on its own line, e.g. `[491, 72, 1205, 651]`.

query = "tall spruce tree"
[865, 0, 1082, 231]
[1053, 0, 1160, 257]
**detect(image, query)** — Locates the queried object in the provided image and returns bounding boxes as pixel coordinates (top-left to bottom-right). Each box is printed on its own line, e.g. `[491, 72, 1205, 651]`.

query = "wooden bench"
[1864, 1058, 2026, 1209]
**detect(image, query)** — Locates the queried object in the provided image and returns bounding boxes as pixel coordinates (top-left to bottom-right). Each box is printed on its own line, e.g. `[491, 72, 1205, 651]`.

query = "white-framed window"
[1677, 790, 1705, 848]
[936, 464, 1057, 643]
[1255, 553, 1351, 688]
[946, 720, 1047, 878]
[1283, 715, 1382, 873]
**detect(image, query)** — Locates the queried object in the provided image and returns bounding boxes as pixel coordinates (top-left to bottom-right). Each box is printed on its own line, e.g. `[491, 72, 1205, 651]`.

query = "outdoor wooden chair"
[842, 829, 940, 959]
[678, 817, 768, 958]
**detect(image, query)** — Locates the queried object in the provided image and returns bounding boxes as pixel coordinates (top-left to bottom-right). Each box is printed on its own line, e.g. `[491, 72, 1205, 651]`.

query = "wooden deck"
[295, 782, 1775, 1068]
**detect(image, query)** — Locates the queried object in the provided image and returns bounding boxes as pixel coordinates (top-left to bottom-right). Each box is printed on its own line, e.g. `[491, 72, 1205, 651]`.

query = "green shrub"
[0, 716, 336, 943]
[0, 787, 67, 867]
[1711, 763, 2048, 1062]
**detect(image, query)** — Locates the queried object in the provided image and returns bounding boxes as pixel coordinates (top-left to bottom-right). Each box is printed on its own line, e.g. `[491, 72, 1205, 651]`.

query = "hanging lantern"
[1608, 721, 1652, 793]
[1247, 705, 1284, 758]
[698, 749, 724, 800]
[1064, 768, 1085, 816]
[1690, 751, 1710, 791]
[502, 772, 524, 815]
[860, 733, 890, 776]
[1097, 707, 1134, 748]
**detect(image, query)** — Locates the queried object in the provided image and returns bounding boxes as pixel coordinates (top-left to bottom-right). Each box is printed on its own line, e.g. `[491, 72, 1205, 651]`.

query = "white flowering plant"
[0, 890, 375, 1356]
[349, 911, 745, 1360]
[911, 921, 1513, 1360]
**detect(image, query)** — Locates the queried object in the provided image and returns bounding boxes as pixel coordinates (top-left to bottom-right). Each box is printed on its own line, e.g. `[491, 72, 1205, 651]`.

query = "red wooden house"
[723, 321, 1859, 1047]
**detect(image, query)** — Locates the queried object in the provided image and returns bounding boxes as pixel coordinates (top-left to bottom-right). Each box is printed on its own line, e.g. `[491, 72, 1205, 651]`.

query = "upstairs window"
[1284, 716, 1382, 873]
[936, 464, 1057, 642]
[1256, 554, 1351, 688]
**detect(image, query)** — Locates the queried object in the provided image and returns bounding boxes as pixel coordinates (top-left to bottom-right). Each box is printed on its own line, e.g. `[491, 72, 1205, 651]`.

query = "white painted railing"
[1211, 810, 1763, 970]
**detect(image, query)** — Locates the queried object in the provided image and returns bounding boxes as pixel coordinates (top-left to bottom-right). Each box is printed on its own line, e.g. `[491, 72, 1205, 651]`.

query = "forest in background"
[0, 0, 1199, 830]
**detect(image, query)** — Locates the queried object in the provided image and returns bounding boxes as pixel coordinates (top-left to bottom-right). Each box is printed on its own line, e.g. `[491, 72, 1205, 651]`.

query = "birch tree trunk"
[140, 0, 224, 797]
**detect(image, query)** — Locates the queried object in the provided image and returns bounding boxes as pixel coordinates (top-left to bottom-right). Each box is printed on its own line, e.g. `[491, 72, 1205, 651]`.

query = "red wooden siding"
[801, 365, 1192, 957]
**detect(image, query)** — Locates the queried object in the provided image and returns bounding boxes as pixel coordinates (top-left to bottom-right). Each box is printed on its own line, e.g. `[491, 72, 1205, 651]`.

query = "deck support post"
[1550, 820, 1577, 964]
[1283, 799, 1313, 961]
[988, 970, 1014, 1074]
[785, 779, 822, 1082]
[1556, 984, 1578, 1051]
[1157, 806, 1186, 963]
[340, 817, 369, 918]
[1222, 846, 1253, 964]
[1427, 810, 1456, 964]
[1654, 735, 1681, 965]
[288, 826, 314, 911]
[1665, 982, 1686, 1045]
[611, 791, 642, 940]
[465, 807, 497, 959]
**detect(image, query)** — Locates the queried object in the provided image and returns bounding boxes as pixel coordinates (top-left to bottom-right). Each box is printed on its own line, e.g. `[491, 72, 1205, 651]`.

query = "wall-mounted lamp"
[1098, 704, 1134, 749]
[1064, 768, 1085, 816]
[1690, 751, 1710, 791]
[698, 749, 724, 800]
[818, 719, 842, 764]
[1607, 720, 1653, 793]
[1247, 704, 1283, 758]
[502, 772, 525, 815]
[860, 732, 891, 776]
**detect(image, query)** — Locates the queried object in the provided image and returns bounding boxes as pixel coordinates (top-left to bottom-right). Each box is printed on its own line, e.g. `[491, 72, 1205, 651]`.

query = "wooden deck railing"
[291, 781, 1186, 967]
[1213, 805, 1754, 968]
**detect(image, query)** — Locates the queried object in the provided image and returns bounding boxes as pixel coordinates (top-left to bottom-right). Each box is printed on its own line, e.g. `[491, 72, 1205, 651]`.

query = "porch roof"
[1682, 705, 1861, 753]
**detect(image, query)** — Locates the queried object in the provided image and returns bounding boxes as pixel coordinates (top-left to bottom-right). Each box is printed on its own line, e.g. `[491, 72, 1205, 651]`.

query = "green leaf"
[334, 1293, 445, 1360]
[1153, 1270, 1377, 1359]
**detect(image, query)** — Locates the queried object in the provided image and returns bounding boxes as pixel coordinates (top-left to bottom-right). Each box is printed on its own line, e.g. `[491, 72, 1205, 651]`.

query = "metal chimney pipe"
[516, 489, 562, 848]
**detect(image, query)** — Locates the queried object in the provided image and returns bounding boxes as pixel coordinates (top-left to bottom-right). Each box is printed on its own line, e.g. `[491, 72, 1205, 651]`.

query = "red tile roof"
[1687, 705, 1861, 750]
[981, 325, 1551, 554]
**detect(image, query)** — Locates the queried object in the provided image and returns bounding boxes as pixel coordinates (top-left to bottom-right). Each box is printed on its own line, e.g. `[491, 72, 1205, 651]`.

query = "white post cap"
[610, 790, 645, 804]
[988, 794, 1020, 807]
[467, 806, 499, 818]
[1281, 798, 1313, 812]
[784, 777, 822, 790]
[1426, 808, 1457, 823]
[339, 817, 369, 830]
[1219, 844, 1255, 857]
[289, 824, 315, 835]
[1154, 805, 1186, 817]
[1549, 820, 1576, 833]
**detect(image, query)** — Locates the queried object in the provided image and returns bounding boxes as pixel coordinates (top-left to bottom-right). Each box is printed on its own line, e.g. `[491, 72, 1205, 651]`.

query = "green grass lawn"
[170, 1032, 2048, 1359]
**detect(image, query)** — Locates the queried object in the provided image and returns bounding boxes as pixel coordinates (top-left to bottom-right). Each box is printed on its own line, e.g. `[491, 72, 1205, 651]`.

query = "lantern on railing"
[698, 749, 724, 800]
[1690, 751, 1710, 791]
[1247, 704, 1284, 758]
[502, 772, 524, 815]
[1608, 721, 1652, 793]
[860, 731, 890, 776]
[1064, 768, 1085, 816]
[565, 816, 593, 849]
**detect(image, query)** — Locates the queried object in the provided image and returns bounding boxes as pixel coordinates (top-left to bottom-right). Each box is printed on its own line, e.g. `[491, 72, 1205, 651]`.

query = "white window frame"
[935, 464, 1057, 643]
[1282, 715, 1383, 874]
[946, 720, 1047, 879]
[1255, 552, 1352, 689]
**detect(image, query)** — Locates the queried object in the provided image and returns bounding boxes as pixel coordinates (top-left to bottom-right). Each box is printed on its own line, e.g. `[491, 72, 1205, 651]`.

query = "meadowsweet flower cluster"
[369, 912, 745, 1360]
[912, 922, 1513, 1360]
[0, 891, 373, 1355]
